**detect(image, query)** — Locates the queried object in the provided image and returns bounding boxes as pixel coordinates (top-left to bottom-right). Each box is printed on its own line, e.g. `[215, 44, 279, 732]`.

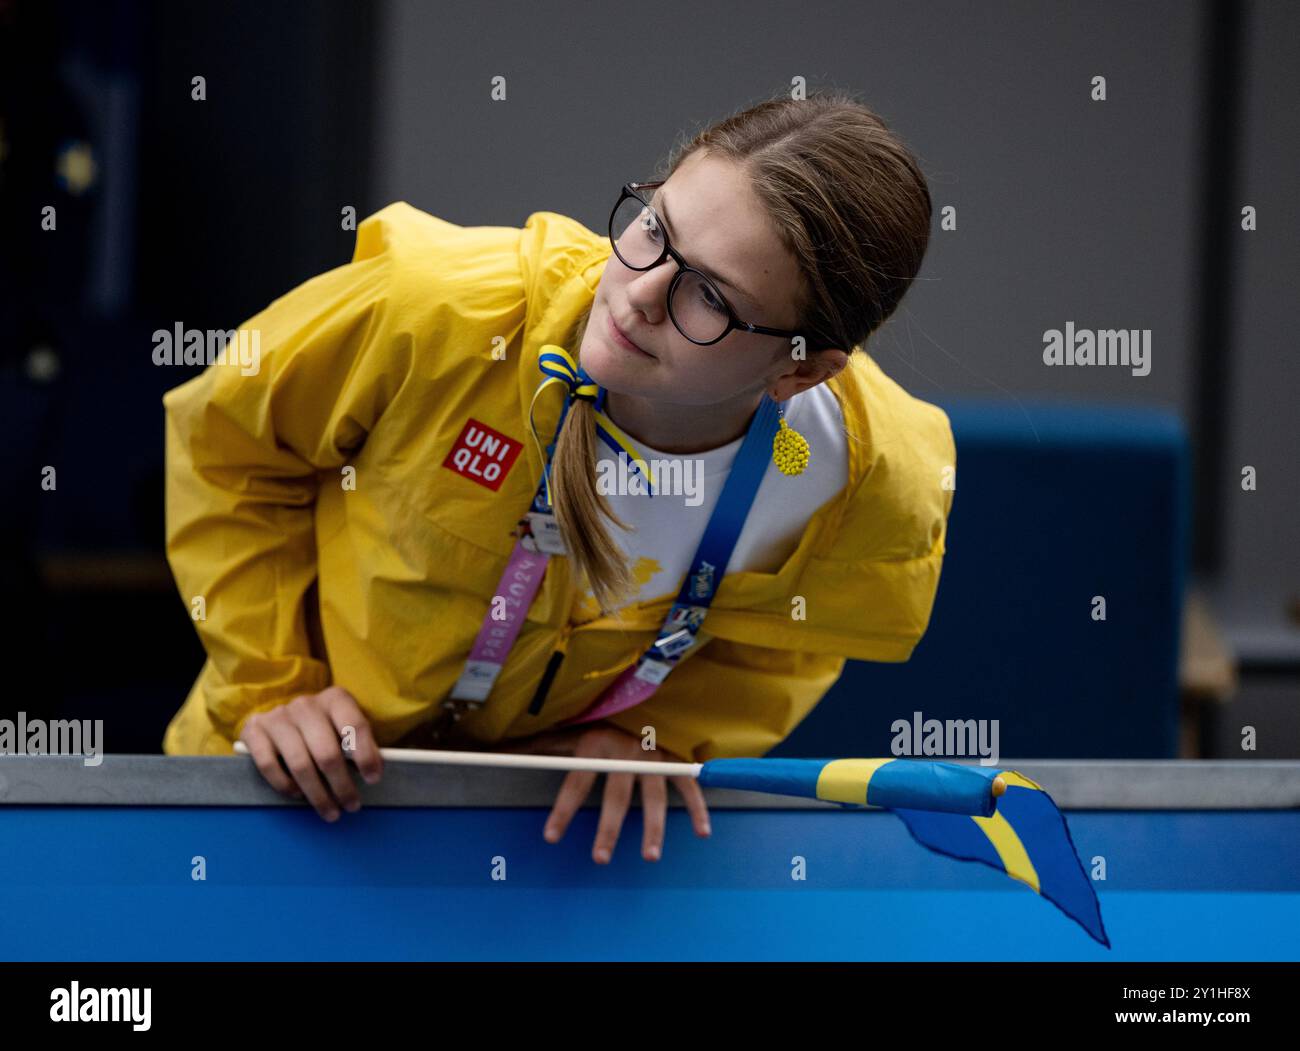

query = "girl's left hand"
[502, 723, 712, 863]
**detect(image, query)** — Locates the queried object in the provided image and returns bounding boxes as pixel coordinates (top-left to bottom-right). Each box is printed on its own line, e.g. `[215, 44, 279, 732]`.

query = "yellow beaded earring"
[772, 403, 810, 476]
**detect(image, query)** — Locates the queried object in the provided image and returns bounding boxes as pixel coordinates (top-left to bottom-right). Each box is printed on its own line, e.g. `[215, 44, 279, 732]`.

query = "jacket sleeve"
[600, 636, 847, 761]
[162, 206, 427, 741]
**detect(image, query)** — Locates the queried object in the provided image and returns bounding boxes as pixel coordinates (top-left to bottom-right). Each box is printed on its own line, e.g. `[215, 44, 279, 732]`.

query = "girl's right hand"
[239, 685, 385, 822]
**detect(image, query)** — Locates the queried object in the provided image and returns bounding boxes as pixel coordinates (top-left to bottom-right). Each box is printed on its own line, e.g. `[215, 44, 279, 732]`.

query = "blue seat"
[773, 397, 1191, 759]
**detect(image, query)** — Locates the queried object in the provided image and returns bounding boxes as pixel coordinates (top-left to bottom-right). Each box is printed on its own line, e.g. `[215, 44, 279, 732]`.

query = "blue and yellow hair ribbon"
[529, 345, 658, 510]
[696, 756, 1109, 948]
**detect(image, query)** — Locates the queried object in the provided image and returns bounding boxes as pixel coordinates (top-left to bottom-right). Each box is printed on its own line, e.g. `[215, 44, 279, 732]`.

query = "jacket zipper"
[527, 619, 573, 716]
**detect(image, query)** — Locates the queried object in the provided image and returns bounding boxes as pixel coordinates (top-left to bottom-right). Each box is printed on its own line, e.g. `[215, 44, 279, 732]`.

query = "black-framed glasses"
[608, 181, 814, 347]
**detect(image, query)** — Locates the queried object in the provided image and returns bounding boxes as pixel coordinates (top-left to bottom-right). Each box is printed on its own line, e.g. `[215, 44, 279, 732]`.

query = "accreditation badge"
[633, 657, 674, 686]
[519, 511, 567, 556]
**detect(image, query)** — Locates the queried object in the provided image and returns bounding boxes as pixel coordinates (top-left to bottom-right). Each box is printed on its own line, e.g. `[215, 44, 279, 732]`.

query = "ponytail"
[550, 307, 638, 619]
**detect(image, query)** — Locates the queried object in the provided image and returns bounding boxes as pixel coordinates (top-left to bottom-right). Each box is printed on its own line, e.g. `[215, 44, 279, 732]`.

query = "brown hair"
[552, 87, 933, 617]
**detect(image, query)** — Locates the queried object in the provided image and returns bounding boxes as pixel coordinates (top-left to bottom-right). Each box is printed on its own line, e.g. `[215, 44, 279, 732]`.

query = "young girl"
[162, 89, 954, 865]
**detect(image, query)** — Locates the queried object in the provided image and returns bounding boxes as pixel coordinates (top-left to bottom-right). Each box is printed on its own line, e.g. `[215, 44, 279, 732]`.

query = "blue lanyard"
[523, 382, 781, 715]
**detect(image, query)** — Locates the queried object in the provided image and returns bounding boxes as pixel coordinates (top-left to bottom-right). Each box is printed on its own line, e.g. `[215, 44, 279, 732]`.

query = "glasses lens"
[669, 270, 731, 343]
[610, 195, 665, 269]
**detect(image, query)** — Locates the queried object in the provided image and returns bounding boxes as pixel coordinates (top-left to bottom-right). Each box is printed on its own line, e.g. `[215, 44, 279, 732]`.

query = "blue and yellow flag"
[892, 769, 1110, 948]
[697, 756, 1002, 816]
[696, 757, 1109, 948]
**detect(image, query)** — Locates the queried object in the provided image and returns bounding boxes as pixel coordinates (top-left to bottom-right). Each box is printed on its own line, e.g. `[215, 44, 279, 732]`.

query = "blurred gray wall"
[1223, 0, 1300, 657]
[369, 0, 1298, 660]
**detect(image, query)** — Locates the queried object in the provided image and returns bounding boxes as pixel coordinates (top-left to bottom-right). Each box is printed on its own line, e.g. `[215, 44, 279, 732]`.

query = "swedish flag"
[697, 757, 1002, 815]
[697, 757, 1110, 948]
[892, 769, 1110, 947]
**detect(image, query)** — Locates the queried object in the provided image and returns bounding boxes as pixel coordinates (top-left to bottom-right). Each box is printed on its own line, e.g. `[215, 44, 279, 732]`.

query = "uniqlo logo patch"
[442, 418, 523, 491]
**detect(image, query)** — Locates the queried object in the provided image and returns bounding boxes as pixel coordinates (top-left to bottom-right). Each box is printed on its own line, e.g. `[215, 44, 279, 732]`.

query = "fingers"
[291, 695, 361, 814]
[240, 720, 300, 798]
[673, 775, 712, 838]
[592, 773, 635, 864]
[262, 714, 341, 822]
[239, 687, 388, 824]
[543, 767, 651, 865]
[544, 769, 597, 844]
[639, 774, 667, 861]
[538, 725, 710, 863]
[324, 686, 384, 785]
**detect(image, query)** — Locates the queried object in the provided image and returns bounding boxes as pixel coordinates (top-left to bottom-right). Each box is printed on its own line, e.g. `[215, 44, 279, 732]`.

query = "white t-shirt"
[570, 383, 850, 623]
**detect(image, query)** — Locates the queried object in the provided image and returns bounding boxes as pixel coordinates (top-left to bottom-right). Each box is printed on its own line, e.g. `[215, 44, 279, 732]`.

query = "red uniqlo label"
[442, 418, 524, 491]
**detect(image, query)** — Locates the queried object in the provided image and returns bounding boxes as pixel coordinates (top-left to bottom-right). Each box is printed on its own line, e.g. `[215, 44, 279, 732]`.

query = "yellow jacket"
[162, 202, 956, 760]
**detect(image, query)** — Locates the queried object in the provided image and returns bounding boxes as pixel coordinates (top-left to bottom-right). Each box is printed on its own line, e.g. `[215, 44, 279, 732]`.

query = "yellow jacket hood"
[161, 202, 955, 760]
